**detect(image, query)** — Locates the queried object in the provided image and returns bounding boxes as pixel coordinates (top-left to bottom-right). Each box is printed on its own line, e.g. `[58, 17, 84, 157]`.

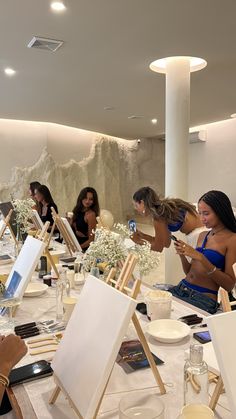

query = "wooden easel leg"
[49, 385, 61, 405]
[209, 376, 224, 411]
[132, 313, 166, 395]
[45, 249, 60, 279]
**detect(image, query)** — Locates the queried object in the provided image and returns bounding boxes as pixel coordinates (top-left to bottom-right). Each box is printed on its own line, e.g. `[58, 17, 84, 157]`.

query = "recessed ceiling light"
[230, 113, 236, 118]
[128, 115, 143, 120]
[151, 118, 158, 124]
[51, 1, 66, 11]
[4, 68, 16, 76]
[104, 106, 115, 111]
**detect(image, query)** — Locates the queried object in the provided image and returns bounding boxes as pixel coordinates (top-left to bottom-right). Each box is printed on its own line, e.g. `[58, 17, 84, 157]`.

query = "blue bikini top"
[196, 231, 225, 270]
[168, 209, 186, 232]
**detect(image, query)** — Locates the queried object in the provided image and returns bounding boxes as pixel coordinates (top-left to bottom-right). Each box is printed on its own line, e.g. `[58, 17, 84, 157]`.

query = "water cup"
[62, 297, 78, 323]
[119, 392, 165, 419]
[145, 290, 172, 320]
[180, 404, 214, 419]
[66, 270, 75, 289]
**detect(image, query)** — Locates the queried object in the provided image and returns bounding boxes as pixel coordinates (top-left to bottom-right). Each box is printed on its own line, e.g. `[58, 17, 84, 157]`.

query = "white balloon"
[99, 209, 114, 229]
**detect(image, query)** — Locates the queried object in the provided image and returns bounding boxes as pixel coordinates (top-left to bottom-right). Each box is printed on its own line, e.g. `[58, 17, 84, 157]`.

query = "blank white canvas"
[0, 220, 6, 237]
[52, 275, 136, 419]
[4, 236, 46, 300]
[207, 311, 236, 418]
[32, 209, 44, 230]
[61, 217, 82, 252]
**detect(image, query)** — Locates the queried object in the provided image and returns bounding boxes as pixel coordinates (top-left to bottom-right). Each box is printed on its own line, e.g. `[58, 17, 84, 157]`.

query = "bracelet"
[207, 266, 217, 276]
[0, 373, 9, 387]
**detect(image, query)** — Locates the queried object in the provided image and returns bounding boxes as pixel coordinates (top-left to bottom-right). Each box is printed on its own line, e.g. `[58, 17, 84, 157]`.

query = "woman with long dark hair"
[132, 186, 204, 252]
[72, 187, 100, 251]
[172, 190, 236, 313]
[34, 185, 58, 226]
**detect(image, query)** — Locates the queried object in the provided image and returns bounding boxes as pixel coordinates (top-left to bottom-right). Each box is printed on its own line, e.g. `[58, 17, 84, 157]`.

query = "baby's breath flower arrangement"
[83, 228, 127, 272]
[84, 223, 160, 278]
[12, 198, 35, 234]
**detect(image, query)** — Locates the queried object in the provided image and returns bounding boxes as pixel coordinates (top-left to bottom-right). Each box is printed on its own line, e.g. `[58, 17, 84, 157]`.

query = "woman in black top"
[72, 187, 100, 251]
[35, 185, 58, 226]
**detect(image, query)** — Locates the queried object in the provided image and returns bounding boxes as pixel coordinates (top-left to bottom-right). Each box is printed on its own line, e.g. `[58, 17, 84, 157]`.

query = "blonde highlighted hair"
[133, 186, 197, 224]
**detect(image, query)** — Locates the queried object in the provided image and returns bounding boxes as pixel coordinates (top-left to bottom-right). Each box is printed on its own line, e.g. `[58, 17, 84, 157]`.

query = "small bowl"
[147, 319, 190, 343]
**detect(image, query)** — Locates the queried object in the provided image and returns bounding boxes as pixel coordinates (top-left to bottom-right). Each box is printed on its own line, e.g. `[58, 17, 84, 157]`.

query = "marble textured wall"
[0, 132, 164, 222]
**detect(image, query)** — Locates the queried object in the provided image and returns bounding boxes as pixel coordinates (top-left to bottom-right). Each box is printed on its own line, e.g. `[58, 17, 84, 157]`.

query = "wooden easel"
[49, 254, 166, 419]
[36, 221, 60, 279]
[51, 207, 80, 255]
[106, 254, 166, 395]
[0, 209, 17, 244]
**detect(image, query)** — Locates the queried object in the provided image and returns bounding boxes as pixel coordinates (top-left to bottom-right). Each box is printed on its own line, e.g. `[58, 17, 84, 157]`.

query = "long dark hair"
[37, 185, 56, 205]
[199, 190, 236, 233]
[133, 186, 197, 224]
[29, 181, 41, 196]
[73, 187, 100, 220]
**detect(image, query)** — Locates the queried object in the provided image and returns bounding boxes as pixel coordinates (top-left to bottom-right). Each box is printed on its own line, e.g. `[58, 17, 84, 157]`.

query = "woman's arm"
[0, 335, 27, 404]
[80, 211, 97, 249]
[178, 254, 192, 275]
[132, 220, 171, 252]
[175, 238, 236, 291]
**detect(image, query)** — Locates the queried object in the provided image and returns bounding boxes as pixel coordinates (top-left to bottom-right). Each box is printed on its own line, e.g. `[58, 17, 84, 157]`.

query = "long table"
[0, 282, 229, 419]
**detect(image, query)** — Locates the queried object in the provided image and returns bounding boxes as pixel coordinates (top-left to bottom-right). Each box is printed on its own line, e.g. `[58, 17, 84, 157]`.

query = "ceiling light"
[150, 56, 207, 74]
[51, 1, 66, 11]
[151, 118, 158, 124]
[230, 113, 236, 118]
[104, 106, 115, 111]
[4, 68, 16, 76]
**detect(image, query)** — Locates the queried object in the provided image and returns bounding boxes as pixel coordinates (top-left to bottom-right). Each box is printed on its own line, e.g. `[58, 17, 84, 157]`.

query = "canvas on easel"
[31, 209, 44, 231]
[207, 311, 236, 417]
[3, 235, 46, 301]
[0, 202, 18, 240]
[51, 275, 137, 419]
[50, 254, 166, 418]
[51, 207, 82, 255]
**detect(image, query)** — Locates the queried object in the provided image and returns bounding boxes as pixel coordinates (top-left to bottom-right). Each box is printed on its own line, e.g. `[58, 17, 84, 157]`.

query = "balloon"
[99, 209, 114, 229]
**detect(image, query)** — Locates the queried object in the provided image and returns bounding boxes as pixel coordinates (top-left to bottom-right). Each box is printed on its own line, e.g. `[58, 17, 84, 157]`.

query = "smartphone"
[9, 360, 53, 386]
[128, 219, 137, 233]
[193, 331, 211, 344]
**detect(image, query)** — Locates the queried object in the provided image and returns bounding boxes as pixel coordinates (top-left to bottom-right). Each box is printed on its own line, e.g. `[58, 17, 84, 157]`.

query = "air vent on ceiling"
[27, 36, 64, 52]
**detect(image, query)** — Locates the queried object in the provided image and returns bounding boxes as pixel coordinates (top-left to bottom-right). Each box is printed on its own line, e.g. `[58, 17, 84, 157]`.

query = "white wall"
[0, 119, 164, 221]
[189, 118, 236, 206]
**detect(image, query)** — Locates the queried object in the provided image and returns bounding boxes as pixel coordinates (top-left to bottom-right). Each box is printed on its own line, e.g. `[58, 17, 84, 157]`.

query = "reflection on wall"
[0, 121, 164, 221]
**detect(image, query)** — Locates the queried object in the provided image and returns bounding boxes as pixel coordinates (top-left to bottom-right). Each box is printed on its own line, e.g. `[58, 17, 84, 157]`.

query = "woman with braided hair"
[132, 186, 204, 252]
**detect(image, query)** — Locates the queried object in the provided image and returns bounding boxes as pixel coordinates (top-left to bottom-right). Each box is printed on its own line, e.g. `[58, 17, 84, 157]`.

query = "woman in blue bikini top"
[174, 190, 236, 300]
[132, 187, 203, 252]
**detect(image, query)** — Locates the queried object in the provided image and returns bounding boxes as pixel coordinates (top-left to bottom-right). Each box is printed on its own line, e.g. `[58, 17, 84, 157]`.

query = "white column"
[150, 56, 207, 284]
[165, 57, 190, 199]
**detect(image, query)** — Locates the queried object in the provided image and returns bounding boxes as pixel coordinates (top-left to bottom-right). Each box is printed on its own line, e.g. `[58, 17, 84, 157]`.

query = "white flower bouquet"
[12, 198, 35, 234]
[83, 223, 160, 278]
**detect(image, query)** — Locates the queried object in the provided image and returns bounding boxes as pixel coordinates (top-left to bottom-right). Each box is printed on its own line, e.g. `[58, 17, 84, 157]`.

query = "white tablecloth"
[1, 283, 230, 419]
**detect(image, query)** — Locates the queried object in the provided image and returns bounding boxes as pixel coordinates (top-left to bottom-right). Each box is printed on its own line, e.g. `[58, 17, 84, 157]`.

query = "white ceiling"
[0, 0, 236, 139]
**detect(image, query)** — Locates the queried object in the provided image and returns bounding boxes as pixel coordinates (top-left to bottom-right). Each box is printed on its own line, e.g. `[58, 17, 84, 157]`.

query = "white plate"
[24, 282, 48, 297]
[147, 319, 190, 343]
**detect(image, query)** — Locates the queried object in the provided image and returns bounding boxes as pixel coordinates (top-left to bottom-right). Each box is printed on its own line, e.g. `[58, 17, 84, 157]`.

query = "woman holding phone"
[171, 190, 236, 313]
[132, 186, 204, 252]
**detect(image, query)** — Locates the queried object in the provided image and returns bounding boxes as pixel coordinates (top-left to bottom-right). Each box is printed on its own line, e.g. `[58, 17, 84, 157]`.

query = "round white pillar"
[150, 56, 207, 283]
[165, 57, 190, 199]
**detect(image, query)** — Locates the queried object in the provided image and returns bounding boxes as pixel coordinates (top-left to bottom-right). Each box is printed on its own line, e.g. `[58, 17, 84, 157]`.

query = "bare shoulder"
[197, 230, 208, 244]
[85, 210, 96, 222]
[227, 232, 236, 247]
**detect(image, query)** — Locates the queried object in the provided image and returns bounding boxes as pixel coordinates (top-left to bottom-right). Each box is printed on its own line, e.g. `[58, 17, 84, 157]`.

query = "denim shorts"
[170, 280, 219, 314]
